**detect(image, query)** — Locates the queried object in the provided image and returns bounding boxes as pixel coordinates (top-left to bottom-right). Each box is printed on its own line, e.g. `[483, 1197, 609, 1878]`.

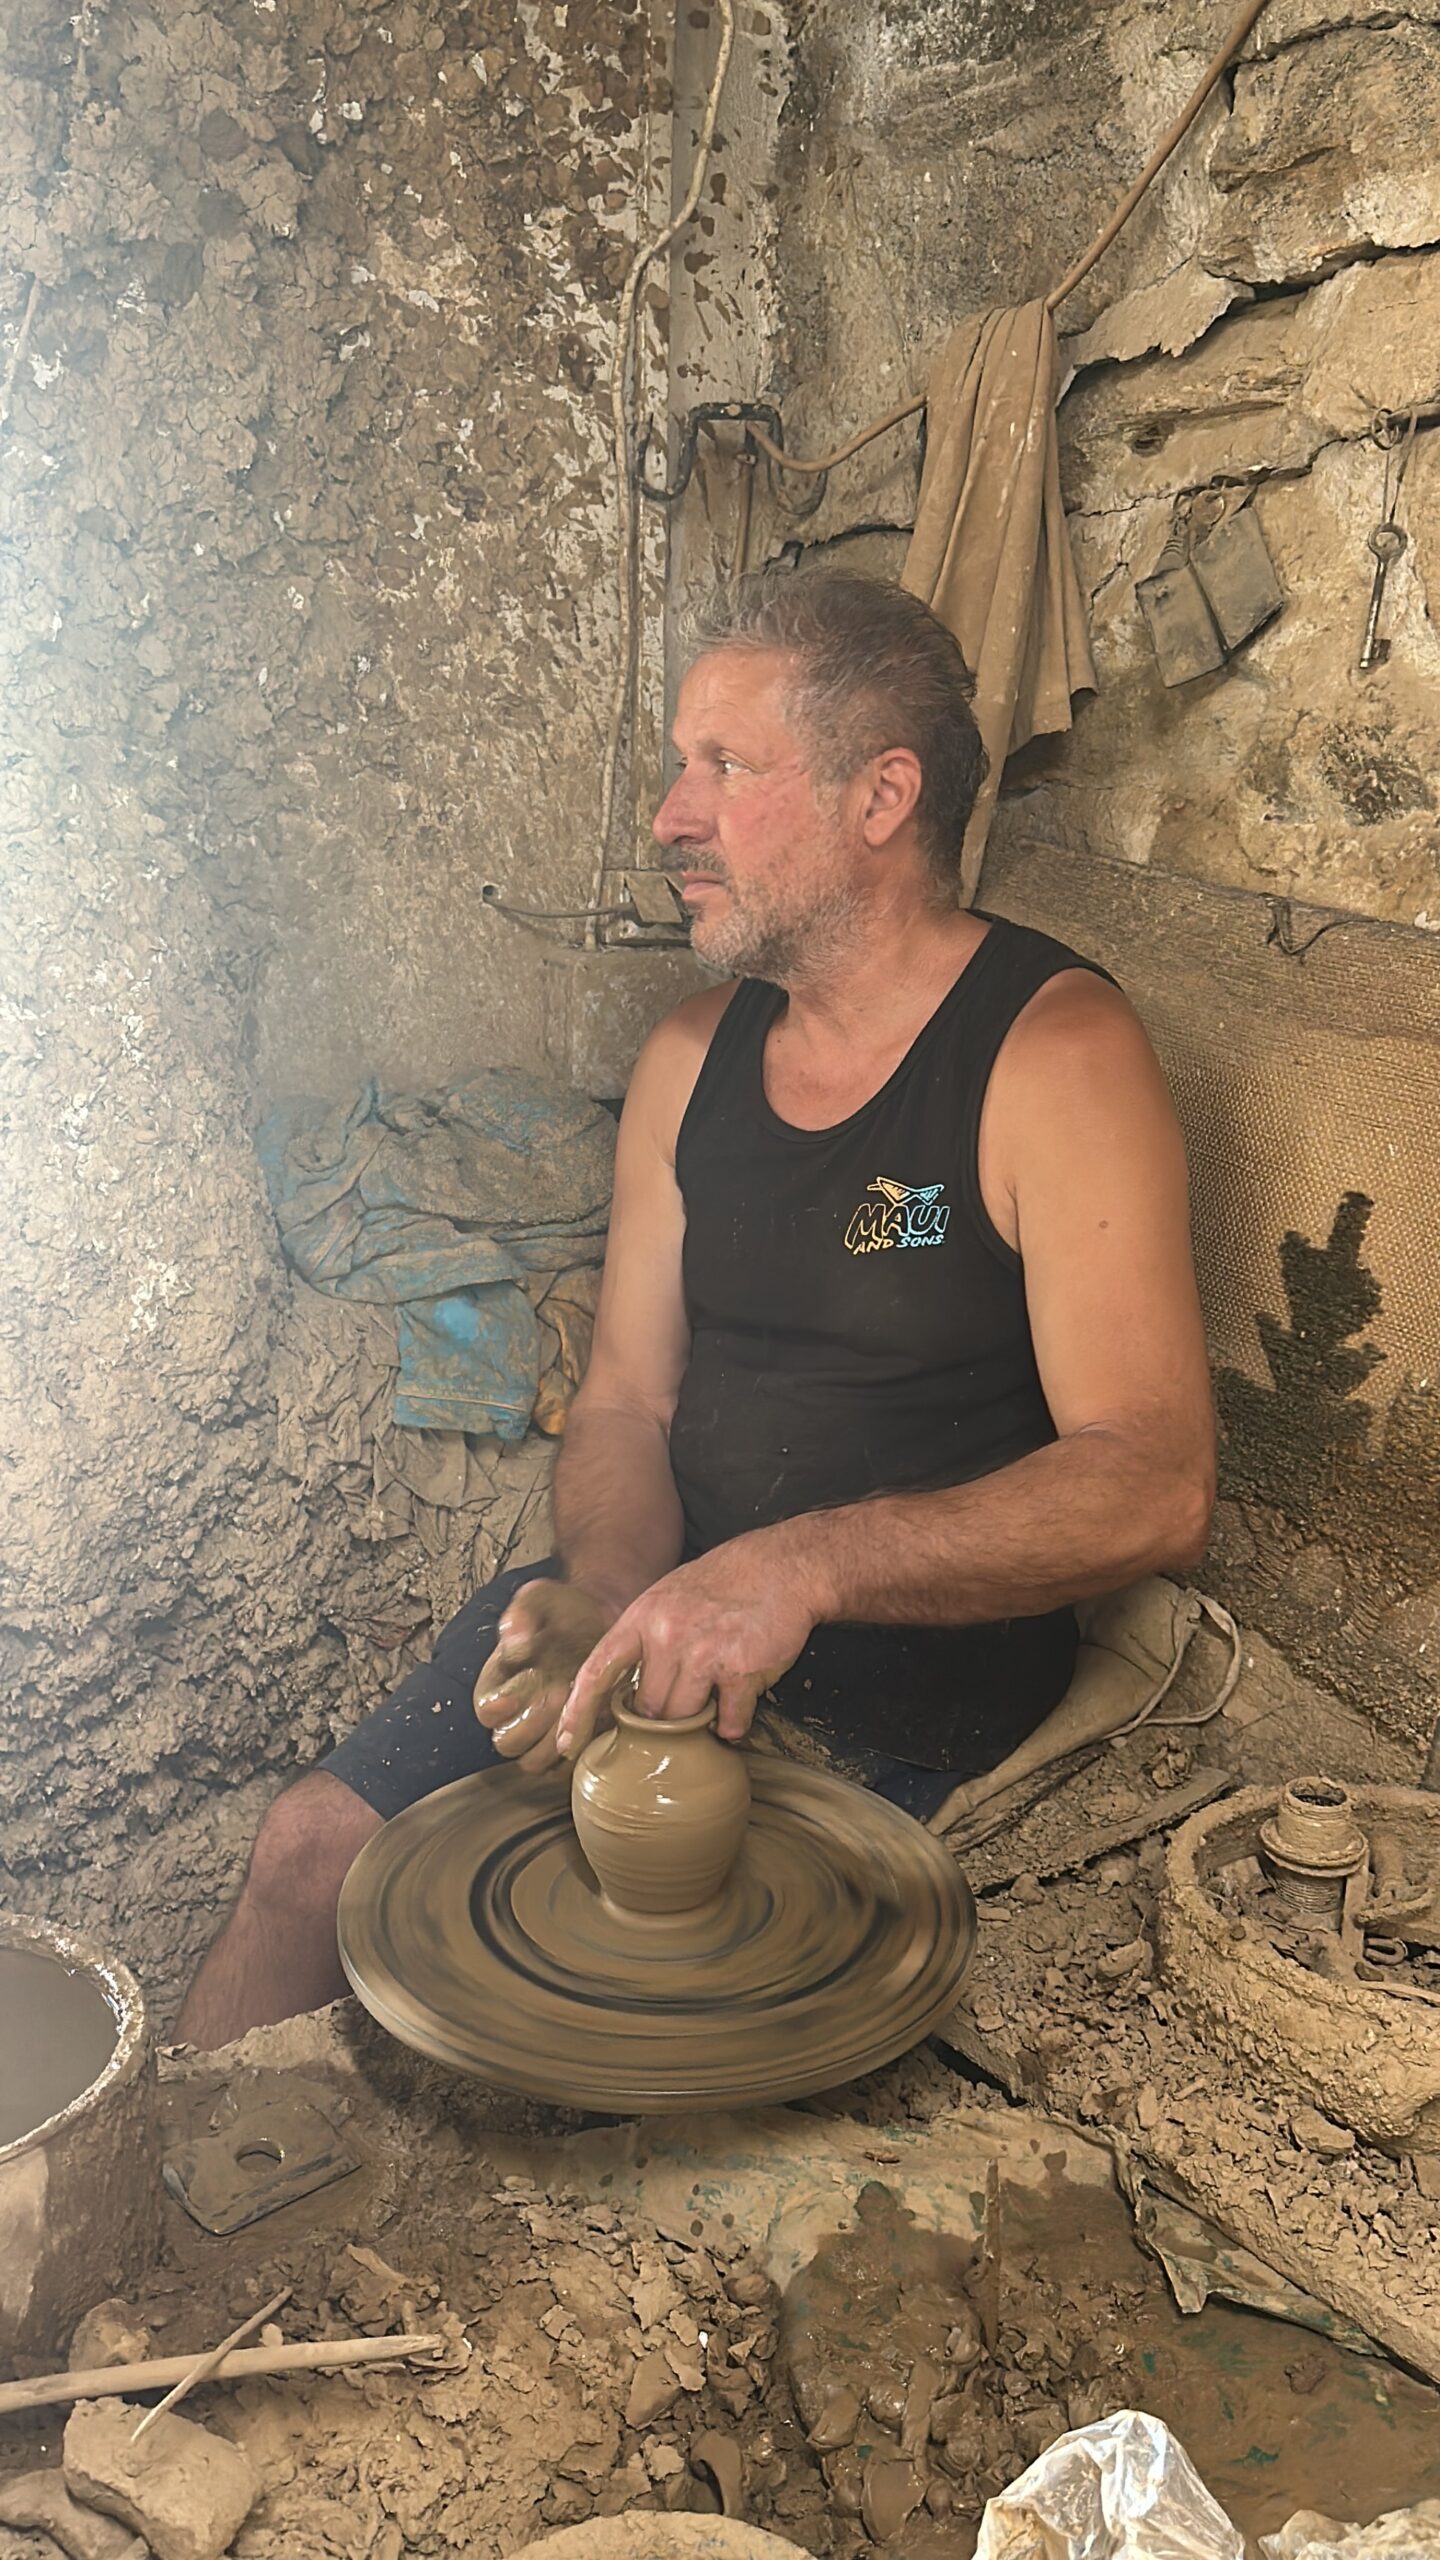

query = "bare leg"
[175, 1773, 382, 2049]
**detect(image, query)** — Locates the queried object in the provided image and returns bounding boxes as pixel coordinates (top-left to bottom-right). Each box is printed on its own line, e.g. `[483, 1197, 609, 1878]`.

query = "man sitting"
[178, 571, 1214, 2047]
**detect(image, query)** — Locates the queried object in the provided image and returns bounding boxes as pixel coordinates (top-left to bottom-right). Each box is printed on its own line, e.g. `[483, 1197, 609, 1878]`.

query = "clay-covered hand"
[473, 1581, 613, 1773]
[555, 1539, 817, 1760]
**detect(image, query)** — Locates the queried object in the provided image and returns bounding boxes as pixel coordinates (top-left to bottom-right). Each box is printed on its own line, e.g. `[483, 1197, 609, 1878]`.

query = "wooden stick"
[131, 2287, 292, 2444]
[0, 2332, 447, 2421]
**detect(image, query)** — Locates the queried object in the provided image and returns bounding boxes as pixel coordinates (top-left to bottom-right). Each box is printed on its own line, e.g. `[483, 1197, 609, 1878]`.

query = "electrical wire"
[482, 885, 632, 928]
[739, 0, 1275, 487]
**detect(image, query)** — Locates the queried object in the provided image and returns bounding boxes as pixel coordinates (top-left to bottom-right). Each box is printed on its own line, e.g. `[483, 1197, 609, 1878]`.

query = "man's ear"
[858, 747, 923, 848]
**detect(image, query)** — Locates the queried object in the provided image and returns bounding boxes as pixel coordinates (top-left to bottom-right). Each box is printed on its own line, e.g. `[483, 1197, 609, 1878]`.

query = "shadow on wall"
[1218, 1194, 1440, 1749]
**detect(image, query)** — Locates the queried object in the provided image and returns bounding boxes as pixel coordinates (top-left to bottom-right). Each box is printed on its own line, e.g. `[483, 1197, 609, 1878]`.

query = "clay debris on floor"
[0, 2167, 825, 2560]
[6, 2000, 1440, 2557]
[952, 1787, 1440, 2372]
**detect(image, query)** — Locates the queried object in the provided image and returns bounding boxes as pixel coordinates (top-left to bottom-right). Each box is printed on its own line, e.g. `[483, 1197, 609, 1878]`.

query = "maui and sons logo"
[844, 1175, 950, 1257]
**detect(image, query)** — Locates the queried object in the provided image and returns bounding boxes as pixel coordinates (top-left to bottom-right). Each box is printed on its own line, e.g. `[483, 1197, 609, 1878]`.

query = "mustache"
[657, 846, 733, 884]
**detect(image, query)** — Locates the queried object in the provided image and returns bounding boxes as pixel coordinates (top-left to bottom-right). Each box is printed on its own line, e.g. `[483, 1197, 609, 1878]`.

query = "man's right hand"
[473, 1582, 613, 1773]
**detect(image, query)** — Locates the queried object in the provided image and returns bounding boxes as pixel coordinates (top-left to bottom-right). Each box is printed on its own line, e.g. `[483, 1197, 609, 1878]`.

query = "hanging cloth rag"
[901, 298, 1097, 905]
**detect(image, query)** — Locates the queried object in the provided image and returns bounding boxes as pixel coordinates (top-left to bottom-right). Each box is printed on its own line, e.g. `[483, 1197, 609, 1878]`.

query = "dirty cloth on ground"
[257, 1070, 614, 1439]
[903, 298, 1096, 904]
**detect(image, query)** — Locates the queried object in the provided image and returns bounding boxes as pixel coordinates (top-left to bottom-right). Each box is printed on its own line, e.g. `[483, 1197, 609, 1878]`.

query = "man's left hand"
[556, 1536, 816, 1759]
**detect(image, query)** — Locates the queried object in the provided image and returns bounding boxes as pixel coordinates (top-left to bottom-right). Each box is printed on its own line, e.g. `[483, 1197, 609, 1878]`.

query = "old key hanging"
[1358, 409, 1419, 673]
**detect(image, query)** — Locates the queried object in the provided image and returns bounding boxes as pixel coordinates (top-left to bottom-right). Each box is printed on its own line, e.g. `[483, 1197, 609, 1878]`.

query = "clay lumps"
[571, 1702, 751, 1917]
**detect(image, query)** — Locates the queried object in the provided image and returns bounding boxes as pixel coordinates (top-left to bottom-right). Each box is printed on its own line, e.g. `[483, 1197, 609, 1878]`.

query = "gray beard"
[689, 882, 864, 985]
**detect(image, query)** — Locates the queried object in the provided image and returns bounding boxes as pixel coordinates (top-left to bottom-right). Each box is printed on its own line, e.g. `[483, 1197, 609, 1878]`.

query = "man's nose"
[653, 773, 703, 845]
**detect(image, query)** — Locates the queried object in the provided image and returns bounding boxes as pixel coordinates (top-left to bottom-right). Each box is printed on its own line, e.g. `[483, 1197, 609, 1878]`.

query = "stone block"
[1243, 0, 1440, 54]
[1038, 255, 1440, 931]
[1063, 261, 1249, 373]
[1206, 27, 1440, 282]
[1004, 435, 1440, 925]
[63, 2401, 257, 2560]
[1061, 251, 1440, 512]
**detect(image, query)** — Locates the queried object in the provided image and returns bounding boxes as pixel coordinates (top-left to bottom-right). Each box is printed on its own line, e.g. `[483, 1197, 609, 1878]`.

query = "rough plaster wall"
[0, 0, 651, 2015]
[759, 0, 1440, 930]
[5, 0, 649, 1107]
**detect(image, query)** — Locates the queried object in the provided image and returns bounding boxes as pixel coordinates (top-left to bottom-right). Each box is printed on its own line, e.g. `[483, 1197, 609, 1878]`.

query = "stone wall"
[0, 0, 659, 2012]
[5, 0, 1437, 2017]
[747, 0, 1440, 928]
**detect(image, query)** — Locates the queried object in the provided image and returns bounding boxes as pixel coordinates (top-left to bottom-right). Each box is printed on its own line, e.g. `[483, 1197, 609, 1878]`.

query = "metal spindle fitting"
[1259, 1776, 1368, 1927]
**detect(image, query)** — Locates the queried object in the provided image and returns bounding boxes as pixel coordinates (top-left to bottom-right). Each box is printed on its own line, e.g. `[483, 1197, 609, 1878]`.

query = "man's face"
[651, 648, 864, 981]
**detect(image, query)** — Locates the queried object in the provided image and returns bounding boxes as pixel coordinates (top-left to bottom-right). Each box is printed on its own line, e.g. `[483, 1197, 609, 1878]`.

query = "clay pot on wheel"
[572, 1701, 750, 1917]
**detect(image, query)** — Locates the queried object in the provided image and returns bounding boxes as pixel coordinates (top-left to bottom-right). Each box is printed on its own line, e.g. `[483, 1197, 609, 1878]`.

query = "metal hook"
[634, 400, 788, 507]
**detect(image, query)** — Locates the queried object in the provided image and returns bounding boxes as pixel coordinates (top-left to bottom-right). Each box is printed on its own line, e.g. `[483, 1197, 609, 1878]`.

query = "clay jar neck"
[571, 1699, 751, 1920]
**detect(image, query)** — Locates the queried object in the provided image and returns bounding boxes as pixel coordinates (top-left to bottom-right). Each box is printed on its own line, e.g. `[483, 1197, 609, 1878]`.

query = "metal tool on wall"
[1358, 408, 1418, 673]
[1137, 488, 1284, 686]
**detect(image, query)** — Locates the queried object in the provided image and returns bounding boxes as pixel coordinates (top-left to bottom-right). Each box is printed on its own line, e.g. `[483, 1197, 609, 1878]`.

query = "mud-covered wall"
[740, 0, 1440, 1748]
[0, 0, 654, 2011]
[2, 0, 653, 1105]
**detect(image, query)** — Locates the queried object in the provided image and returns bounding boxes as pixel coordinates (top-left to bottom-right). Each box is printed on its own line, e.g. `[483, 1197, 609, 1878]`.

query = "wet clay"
[782, 2172, 1440, 2539]
[337, 1759, 976, 2111]
[0, 1947, 118, 2150]
[784, 2184, 989, 2532]
[572, 1704, 751, 1917]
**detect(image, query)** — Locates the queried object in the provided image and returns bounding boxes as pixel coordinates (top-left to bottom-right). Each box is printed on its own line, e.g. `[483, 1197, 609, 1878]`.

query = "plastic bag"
[975, 2410, 1243, 2560]
[1262, 2504, 1440, 2560]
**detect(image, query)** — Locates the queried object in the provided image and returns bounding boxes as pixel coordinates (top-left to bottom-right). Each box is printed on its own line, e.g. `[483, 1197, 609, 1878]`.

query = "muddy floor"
[3, 2010, 1438, 2557]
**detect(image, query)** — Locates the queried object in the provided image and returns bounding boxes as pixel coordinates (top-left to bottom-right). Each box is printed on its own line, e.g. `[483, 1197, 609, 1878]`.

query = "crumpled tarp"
[1263, 2504, 1440, 2560]
[975, 2411, 1243, 2560]
[902, 297, 1097, 905]
[257, 1068, 614, 1441]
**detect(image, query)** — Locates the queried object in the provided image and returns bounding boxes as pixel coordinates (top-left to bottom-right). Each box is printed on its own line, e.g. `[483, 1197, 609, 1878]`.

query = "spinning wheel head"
[338, 1758, 976, 2113]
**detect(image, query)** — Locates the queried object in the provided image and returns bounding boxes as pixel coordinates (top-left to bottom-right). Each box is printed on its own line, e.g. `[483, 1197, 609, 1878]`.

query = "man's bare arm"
[764, 1419, 1207, 1627]
[551, 1404, 683, 1623]
[558, 977, 1215, 1747]
[473, 990, 728, 1763]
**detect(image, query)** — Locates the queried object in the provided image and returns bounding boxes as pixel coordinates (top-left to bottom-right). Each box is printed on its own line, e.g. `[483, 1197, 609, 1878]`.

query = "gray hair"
[690, 570, 988, 901]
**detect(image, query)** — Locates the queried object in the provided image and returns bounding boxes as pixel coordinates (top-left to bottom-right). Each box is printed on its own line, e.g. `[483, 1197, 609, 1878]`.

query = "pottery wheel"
[338, 1760, 976, 2112]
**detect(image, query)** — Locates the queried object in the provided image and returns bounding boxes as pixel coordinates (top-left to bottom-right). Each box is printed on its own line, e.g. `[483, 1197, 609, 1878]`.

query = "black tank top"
[669, 918, 1112, 1770]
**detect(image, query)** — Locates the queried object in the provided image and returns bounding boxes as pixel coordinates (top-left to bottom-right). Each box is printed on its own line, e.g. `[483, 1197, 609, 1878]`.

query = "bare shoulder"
[623, 979, 741, 1154]
[978, 964, 1191, 1261]
[996, 966, 1165, 1099]
[655, 976, 742, 1052]
[981, 967, 1183, 1229]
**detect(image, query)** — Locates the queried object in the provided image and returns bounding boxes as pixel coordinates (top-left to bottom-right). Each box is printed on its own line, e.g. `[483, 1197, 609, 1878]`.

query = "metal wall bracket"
[634, 401, 827, 520]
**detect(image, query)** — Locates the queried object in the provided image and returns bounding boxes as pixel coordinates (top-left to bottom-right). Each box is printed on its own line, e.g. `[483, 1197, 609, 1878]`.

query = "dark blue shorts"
[319, 1558, 986, 1824]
